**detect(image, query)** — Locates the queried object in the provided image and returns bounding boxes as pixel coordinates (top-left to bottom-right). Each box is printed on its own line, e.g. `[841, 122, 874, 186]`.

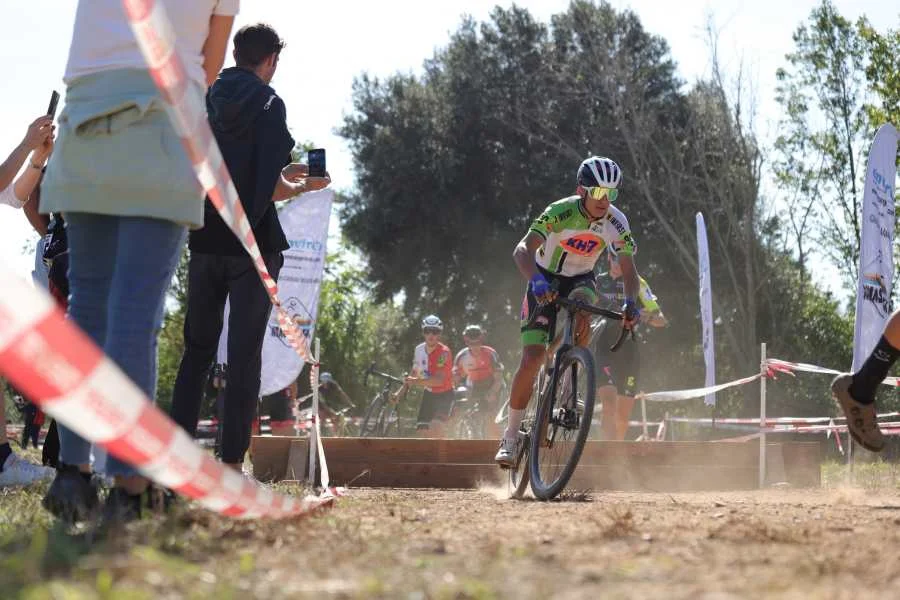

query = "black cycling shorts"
[520, 267, 597, 346]
[416, 389, 455, 429]
[591, 320, 640, 396]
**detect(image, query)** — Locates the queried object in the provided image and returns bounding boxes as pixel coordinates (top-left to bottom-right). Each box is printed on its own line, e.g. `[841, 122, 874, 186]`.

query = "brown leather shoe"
[832, 374, 884, 452]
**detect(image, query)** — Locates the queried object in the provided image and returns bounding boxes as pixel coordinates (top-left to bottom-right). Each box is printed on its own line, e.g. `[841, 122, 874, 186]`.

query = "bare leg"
[597, 385, 618, 440]
[614, 394, 637, 441]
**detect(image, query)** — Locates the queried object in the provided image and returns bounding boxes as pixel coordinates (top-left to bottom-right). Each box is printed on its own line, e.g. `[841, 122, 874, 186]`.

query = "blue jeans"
[57, 213, 186, 477]
[32, 237, 49, 289]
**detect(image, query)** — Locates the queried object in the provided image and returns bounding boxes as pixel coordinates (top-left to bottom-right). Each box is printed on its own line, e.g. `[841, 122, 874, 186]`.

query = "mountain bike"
[452, 381, 508, 439]
[509, 296, 627, 500]
[359, 363, 405, 437]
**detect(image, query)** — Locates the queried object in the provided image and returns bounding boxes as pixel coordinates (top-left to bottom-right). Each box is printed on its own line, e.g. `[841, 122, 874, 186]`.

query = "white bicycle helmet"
[577, 156, 623, 188]
[421, 314, 443, 331]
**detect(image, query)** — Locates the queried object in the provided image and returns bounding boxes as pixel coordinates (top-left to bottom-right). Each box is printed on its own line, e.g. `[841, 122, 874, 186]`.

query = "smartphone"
[47, 90, 60, 119]
[307, 148, 326, 178]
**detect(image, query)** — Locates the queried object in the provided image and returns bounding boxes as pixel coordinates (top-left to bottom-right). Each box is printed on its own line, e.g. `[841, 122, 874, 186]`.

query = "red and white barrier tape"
[636, 373, 762, 403]
[637, 356, 900, 404]
[666, 413, 900, 426]
[0, 262, 328, 518]
[766, 357, 900, 386]
[122, 0, 315, 366]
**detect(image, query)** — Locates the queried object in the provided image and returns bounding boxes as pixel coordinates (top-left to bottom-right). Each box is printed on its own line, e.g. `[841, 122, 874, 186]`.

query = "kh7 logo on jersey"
[562, 233, 605, 256]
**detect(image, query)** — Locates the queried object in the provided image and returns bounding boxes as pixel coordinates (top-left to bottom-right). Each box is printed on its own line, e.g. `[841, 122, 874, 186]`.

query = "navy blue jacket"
[189, 67, 294, 256]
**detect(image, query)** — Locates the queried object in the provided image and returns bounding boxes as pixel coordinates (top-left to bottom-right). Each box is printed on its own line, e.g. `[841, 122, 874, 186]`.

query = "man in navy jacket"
[170, 24, 329, 471]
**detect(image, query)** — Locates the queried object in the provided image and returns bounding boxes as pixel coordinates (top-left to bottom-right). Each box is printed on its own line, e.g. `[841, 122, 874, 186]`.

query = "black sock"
[0, 443, 11, 470]
[850, 335, 900, 404]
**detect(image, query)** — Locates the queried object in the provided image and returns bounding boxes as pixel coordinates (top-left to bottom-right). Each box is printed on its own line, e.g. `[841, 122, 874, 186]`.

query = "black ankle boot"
[102, 487, 143, 525]
[42, 463, 99, 524]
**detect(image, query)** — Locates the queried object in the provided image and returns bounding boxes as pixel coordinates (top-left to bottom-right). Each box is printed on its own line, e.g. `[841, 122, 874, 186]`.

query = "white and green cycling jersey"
[529, 196, 636, 278]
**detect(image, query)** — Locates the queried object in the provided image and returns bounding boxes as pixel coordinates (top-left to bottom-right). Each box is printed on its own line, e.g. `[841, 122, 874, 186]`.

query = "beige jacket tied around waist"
[41, 68, 205, 228]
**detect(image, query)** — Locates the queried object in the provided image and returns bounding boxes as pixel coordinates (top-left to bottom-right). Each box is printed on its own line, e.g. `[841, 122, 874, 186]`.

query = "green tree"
[774, 0, 871, 289]
[156, 247, 189, 414]
[858, 20, 900, 129]
[312, 244, 407, 410]
[338, 1, 863, 420]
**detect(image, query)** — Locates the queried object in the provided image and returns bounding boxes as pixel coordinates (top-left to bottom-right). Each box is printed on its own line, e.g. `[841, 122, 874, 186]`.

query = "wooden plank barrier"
[250, 436, 821, 491]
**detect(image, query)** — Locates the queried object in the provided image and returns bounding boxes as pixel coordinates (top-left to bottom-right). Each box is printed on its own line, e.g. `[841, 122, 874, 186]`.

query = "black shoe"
[102, 487, 143, 525]
[42, 463, 99, 524]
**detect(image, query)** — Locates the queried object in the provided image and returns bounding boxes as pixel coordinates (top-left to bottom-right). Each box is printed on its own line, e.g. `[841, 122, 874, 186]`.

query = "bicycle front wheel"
[454, 412, 478, 439]
[380, 404, 401, 437]
[359, 395, 385, 437]
[528, 346, 596, 500]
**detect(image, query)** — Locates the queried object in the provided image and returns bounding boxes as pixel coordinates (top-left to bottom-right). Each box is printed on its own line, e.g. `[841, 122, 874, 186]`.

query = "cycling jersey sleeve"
[638, 276, 660, 312]
[606, 207, 636, 258]
[489, 348, 503, 371]
[453, 349, 468, 378]
[528, 201, 573, 240]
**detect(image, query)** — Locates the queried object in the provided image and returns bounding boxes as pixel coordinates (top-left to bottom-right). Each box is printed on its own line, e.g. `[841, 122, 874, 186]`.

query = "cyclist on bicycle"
[454, 325, 505, 438]
[394, 315, 455, 437]
[592, 250, 667, 440]
[495, 156, 641, 466]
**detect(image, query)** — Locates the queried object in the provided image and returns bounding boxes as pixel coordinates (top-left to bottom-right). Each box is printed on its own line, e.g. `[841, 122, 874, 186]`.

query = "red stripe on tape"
[105, 402, 175, 467]
[122, 0, 154, 22]
[0, 309, 101, 400]
[175, 456, 222, 499]
[152, 55, 189, 105]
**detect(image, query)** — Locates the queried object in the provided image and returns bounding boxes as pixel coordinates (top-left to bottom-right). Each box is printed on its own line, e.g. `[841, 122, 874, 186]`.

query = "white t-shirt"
[0, 183, 24, 209]
[64, 0, 240, 88]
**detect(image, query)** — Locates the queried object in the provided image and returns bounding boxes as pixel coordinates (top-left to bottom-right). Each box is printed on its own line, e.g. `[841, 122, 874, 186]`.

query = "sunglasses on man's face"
[423, 328, 441, 335]
[584, 186, 618, 202]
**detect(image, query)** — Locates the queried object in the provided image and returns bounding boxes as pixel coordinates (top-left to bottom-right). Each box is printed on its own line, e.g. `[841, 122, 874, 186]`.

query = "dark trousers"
[21, 406, 39, 449]
[170, 252, 283, 464]
[21, 423, 39, 449]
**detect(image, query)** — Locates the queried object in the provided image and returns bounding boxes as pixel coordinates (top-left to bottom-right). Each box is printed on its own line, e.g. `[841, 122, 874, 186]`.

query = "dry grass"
[822, 459, 900, 490]
[600, 505, 637, 538]
[6, 474, 900, 598]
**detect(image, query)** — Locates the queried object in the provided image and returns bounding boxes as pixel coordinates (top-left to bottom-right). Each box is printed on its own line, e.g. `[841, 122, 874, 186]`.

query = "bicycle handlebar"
[554, 296, 623, 320]
[552, 296, 632, 352]
[365, 362, 404, 386]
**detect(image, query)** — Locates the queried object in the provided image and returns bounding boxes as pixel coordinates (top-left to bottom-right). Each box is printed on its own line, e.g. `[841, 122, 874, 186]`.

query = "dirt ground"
[7, 481, 900, 598]
[243, 486, 900, 599]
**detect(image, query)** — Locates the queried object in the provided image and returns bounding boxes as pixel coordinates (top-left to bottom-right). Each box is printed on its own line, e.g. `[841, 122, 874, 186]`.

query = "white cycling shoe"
[494, 437, 518, 468]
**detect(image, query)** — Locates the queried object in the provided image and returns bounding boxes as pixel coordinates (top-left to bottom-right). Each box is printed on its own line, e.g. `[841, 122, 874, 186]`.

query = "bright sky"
[0, 0, 895, 290]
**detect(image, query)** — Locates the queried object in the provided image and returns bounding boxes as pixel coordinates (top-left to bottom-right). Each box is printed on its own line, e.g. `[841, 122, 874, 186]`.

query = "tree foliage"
[342, 2, 772, 394]
[858, 19, 900, 129]
[774, 0, 899, 290]
[312, 244, 407, 408]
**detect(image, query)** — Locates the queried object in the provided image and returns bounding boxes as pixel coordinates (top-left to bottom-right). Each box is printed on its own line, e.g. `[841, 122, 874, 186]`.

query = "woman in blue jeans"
[39, 0, 238, 523]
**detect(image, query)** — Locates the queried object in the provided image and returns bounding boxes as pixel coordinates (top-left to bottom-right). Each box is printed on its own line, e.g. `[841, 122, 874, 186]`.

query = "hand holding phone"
[47, 90, 60, 119]
[307, 148, 326, 178]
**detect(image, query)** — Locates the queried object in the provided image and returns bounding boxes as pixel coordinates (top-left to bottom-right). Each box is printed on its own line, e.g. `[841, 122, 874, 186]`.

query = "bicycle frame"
[360, 364, 406, 437]
[541, 297, 625, 410]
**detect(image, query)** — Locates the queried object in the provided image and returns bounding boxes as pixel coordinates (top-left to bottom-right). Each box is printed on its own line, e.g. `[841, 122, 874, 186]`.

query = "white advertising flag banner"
[217, 188, 333, 395]
[853, 124, 899, 371]
[696, 212, 716, 406]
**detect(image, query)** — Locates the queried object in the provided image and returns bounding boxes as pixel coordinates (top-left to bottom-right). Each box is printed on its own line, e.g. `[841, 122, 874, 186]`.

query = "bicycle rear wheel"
[454, 411, 478, 439]
[528, 346, 596, 500]
[359, 395, 385, 437]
